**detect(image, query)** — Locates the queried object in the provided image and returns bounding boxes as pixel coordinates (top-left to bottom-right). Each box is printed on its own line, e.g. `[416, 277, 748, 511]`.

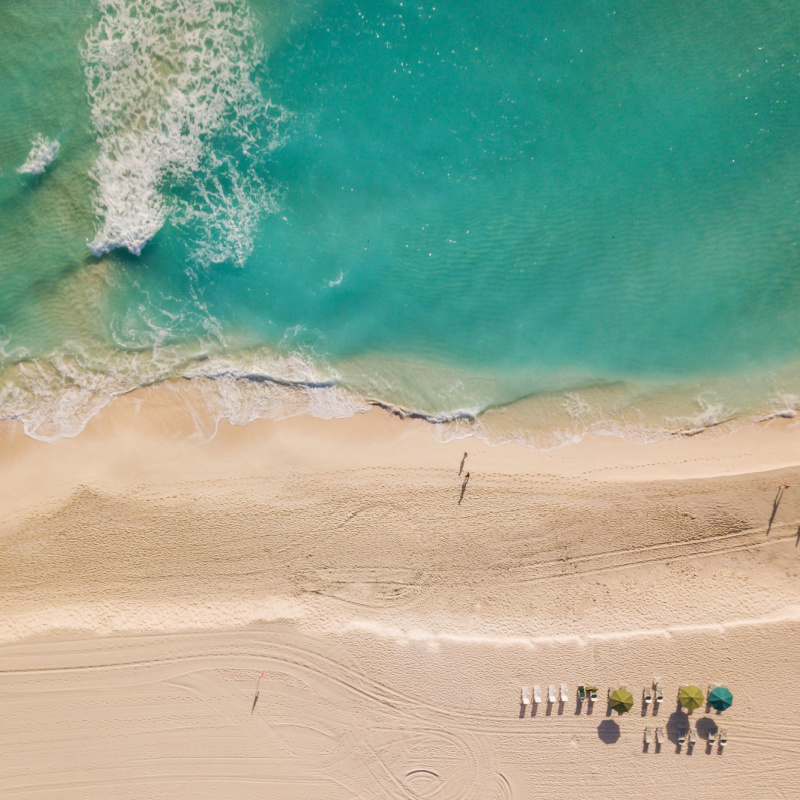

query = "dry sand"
[2, 382, 800, 798]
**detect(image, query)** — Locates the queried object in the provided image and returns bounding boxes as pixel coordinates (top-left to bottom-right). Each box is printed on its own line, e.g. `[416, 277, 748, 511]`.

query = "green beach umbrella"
[678, 685, 705, 711]
[708, 686, 733, 711]
[609, 688, 635, 714]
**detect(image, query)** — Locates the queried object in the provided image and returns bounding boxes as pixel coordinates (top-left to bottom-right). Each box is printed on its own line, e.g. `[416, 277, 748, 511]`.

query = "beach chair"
[587, 685, 598, 702]
[708, 727, 717, 746]
[521, 686, 530, 706]
[678, 726, 687, 745]
[688, 727, 697, 747]
[719, 728, 727, 748]
[548, 685, 556, 704]
[643, 685, 652, 705]
[655, 682, 663, 703]
[644, 726, 653, 745]
[560, 683, 568, 702]
[656, 727, 665, 745]
[533, 685, 542, 704]
[578, 685, 586, 702]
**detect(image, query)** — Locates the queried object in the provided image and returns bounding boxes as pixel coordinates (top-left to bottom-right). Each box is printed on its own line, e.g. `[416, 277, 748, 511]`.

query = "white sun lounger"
[656, 726, 665, 745]
[655, 682, 663, 703]
[689, 727, 697, 747]
[643, 686, 652, 705]
[644, 726, 653, 745]
[560, 683, 568, 702]
[533, 685, 542, 704]
[708, 728, 717, 746]
[548, 685, 556, 704]
[719, 728, 727, 748]
[521, 686, 530, 706]
[678, 726, 687, 745]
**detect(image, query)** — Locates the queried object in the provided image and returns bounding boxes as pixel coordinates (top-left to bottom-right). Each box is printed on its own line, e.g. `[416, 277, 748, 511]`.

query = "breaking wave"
[82, 0, 284, 264]
[17, 134, 60, 175]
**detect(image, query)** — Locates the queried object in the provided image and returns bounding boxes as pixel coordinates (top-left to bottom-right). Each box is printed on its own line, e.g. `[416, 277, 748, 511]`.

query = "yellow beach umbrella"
[678, 685, 704, 711]
[609, 687, 634, 714]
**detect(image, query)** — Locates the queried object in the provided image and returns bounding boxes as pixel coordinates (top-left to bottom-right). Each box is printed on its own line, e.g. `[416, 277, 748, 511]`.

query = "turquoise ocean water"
[2, 0, 800, 443]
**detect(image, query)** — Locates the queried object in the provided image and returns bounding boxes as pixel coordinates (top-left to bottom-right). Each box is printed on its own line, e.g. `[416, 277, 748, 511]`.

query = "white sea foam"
[82, 0, 282, 262]
[17, 134, 60, 175]
[561, 391, 591, 420]
[665, 393, 735, 436]
[327, 270, 345, 287]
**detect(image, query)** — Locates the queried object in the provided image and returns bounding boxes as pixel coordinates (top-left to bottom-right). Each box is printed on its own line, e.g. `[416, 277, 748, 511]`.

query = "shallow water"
[2, 0, 800, 441]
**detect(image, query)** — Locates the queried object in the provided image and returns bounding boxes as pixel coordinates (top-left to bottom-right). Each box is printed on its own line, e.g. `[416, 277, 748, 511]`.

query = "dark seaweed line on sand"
[188, 371, 479, 424]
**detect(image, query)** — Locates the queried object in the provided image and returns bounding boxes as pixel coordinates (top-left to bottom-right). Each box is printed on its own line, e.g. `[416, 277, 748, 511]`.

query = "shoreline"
[4, 341, 800, 448]
[4, 378, 800, 497]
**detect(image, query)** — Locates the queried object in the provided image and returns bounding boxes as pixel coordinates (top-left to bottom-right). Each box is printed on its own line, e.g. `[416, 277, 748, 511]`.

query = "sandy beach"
[2, 383, 800, 799]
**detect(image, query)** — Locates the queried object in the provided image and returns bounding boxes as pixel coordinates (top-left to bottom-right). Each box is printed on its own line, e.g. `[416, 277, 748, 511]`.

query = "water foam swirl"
[82, 0, 282, 263]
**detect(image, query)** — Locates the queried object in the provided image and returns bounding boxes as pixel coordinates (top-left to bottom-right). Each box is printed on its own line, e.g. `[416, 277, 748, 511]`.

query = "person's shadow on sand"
[458, 473, 470, 505]
[767, 485, 788, 535]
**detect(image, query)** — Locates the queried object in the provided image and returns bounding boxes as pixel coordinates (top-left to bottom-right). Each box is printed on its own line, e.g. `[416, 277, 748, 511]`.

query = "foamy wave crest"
[82, 0, 281, 263]
[17, 134, 60, 175]
[0, 345, 371, 442]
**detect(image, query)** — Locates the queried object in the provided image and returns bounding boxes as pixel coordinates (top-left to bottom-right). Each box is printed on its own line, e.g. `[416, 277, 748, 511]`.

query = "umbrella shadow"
[696, 716, 718, 752]
[666, 710, 689, 753]
[597, 719, 621, 744]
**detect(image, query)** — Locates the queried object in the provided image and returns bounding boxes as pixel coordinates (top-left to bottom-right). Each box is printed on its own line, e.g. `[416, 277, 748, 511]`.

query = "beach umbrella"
[609, 688, 634, 714]
[708, 686, 733, 711]
[678, 685, 704, 711]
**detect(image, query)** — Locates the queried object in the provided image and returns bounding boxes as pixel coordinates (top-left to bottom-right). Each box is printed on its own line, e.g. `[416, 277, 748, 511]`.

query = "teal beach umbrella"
[708, 686, 733, 711]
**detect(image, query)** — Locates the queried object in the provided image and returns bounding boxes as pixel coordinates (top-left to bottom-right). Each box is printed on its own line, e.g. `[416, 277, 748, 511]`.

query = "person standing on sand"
[459, 452, 468, 476]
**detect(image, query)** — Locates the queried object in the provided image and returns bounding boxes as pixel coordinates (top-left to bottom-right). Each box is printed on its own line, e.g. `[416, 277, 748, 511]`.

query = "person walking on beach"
[459, 451, 468, 476]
